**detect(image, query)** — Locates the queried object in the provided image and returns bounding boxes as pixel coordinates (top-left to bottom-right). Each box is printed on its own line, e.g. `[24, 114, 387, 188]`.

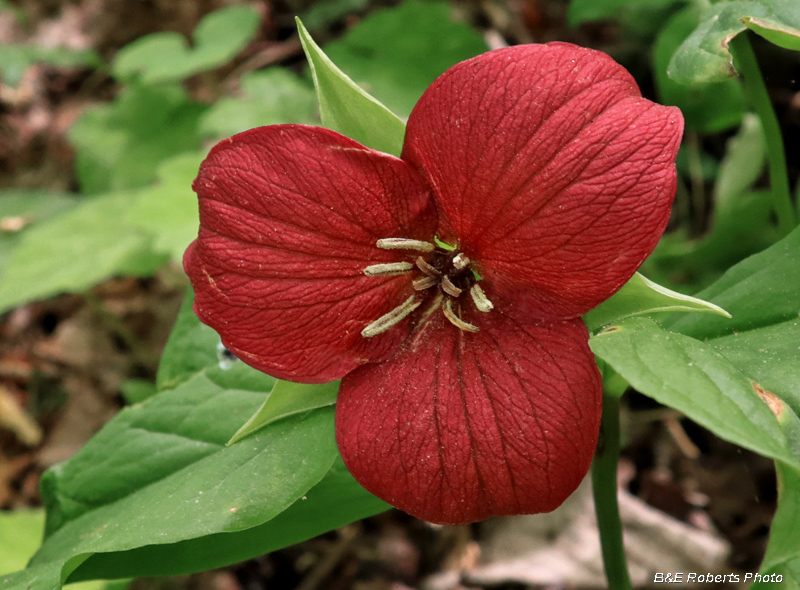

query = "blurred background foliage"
[1, 0, 798, 587]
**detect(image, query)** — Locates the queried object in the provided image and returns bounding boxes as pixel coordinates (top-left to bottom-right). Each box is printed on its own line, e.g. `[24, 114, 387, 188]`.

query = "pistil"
[362, 239, 494, 337]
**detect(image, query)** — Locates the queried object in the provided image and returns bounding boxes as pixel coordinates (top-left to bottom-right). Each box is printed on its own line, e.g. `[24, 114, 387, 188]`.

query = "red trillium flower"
[184, 43, 683, 525]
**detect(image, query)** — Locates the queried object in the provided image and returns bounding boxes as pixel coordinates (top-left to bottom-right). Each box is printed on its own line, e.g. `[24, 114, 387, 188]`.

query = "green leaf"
[567, 0, 682, 27]
[583, 272, 730, 332]
[120, 379, 157, 405]
[0, 190, 77, 275]
[0, 561, 62, 590]
[296, 17, 406, 156]
[199, 68, 317, 139]
[653, 6, 746, 133]
[112, 5, 259, 84]
[741, 0, 800, 51]
[69, 84, 206, 194]
[0, 44, 99, 88]
[0, 510, 45, 576]
[127, 152, 204, 262]
[27, 372, 337, 581]
[322, 0, 487, 118]
[668, 0, 800, 84]
[589, 317, 800, 471]
[65, 458, 388, 582]
[228, 379, 340, 445]
[0, 193, 164, 314]
[659, 224, 800, 584]
[667, 225, 800, 341]
[156, 291, 222, 391]
[710, 321, 800, 418]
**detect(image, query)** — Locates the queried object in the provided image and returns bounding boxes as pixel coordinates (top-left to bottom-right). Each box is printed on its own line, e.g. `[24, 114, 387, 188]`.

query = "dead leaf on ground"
[423, 478, 730, 589]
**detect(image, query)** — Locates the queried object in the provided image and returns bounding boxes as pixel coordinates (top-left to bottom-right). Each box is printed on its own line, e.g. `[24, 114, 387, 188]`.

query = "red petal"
[403, 43, 683, 319]
[336, 303, 602, 524]
[185, 125, 436, 383]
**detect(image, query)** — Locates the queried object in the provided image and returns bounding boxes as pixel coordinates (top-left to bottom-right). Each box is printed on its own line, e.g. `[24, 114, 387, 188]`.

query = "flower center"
[361, 238, 493, 338]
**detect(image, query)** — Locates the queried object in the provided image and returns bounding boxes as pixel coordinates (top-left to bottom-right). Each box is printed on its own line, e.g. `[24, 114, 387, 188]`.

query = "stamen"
[377, 238, 435, 253]
[442, 299, 479, 333]
[441, 276, 462, 297]
[453, 253, 471, 269]
[362, 296, 421, 338]
[363, 262, 414, 276]
[416, 256, 441, 276]
[413, 275, 438, 291]
[470, 283, 494, 312]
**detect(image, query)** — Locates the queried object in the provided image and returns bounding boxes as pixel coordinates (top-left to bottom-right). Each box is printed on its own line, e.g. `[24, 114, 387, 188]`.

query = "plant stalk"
[730, 33, 796, 235]
[592, 393, 632, 590]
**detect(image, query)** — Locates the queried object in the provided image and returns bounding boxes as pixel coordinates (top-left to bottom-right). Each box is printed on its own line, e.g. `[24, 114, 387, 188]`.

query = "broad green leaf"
[0, 510, 45, 575]
[27, 372, 337, 582]
[69, 84, 206, 194]
[1, 561, 62, 590]
[0, 512, 112, 590]
[710, 319, 800, 418]
[653, 6, 746, 133]
[112, 5, 259, 84]
[0, 44, 99, 87]
[120, 379, 157, 405]
[0, 193, 164, 314]
[659, 227, 800, 586]
[228, 379, 340, 445]
[322, 0, 487, 118]
[583, 272, 729, 332]
[669, 0, 800, 84]
[589, 317, 800, 471]
[742, 0, 800, 50]
[127, 152, 204, 262]
[296, 17, 405, 156]
[0, 191, 77, 275]
[667, 225, 800, 341]
[567, 0, 680, 26]
[156, 291, 222, 391]
[199, 68, 317, 138]
[65, 458, 388, 581]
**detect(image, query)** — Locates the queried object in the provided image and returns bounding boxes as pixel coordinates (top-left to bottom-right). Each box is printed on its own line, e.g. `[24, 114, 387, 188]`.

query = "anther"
[442, 299, 479, 333]
[362, 296, 421, 338]
[413, 275, 438, 291]
[363, 262, 414, 276]
[470, 283, 494, 312]
[453, 253, 471, 269]
[377, 238, 435, 253]
[416, 256, 440, 276]
[441, 276, 462, 297]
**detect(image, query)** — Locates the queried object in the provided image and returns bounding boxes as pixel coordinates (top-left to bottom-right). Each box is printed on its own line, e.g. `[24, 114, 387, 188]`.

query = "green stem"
[730, 33, 796, 235]
[592, 393, 632, 590]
